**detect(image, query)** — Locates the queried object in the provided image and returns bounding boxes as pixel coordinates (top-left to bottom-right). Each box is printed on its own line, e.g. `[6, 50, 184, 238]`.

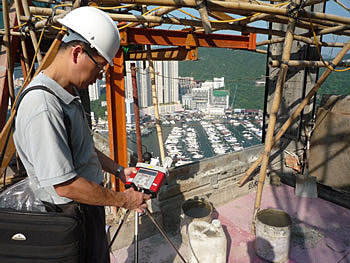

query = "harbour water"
[127, 115, 262, 165]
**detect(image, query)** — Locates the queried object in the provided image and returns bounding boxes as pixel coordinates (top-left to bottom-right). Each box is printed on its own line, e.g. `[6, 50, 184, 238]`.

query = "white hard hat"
[58, 6, 120, 65]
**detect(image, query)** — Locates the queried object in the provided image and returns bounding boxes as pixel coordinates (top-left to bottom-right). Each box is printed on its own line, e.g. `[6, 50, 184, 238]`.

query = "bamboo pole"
[239, 41, 350, 187]
[251, 0, 301, 235]
[22, 0, 43, 63]
[196, 0, 212, 34]
[2, 0, 15, 103]
[14, 0, 30, 75]
[257, 37, 345, 47]
[0, 30, 21, 36]
[304, 0, 329, 5]
[27, 7, 163, 24]
[147, 45, 166, 164]
[270, 60, 350, 68]
[301, 25, 350, 38]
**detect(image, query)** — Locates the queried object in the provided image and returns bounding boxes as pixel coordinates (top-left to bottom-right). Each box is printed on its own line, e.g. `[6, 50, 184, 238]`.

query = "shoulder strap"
[16, 86, 74, 165]
[15, 86, 55, 111]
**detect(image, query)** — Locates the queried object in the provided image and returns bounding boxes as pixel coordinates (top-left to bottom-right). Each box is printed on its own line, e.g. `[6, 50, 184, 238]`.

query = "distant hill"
[179, 48, 267, 110]
[179, 47, 350, 110]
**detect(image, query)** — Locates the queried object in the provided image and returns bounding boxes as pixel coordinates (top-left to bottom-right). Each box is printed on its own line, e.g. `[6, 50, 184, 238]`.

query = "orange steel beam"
[106, 49, 127, 193]
[125, 46, 198, 61]
[120, 27, 256, 50]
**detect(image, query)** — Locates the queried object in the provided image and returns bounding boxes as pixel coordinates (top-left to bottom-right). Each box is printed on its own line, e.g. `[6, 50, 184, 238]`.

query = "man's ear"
[71, 45, 83, 64]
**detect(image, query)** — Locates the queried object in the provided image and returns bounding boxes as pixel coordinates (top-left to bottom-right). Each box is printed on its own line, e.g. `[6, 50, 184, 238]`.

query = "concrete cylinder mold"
[255, 208, 292, 263]
[188, 219, 227, 263]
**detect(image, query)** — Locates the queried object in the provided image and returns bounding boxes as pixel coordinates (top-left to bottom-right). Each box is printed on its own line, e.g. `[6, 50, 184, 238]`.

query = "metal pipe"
[145, 208, 187, 263]
[2, 0, 15, 103]
[134, 211, 139, 263]
[131, 63, 143, 162]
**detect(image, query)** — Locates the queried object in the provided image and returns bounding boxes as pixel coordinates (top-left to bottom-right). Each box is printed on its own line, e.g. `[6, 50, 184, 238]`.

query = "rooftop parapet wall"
[158, 144, 267, 232]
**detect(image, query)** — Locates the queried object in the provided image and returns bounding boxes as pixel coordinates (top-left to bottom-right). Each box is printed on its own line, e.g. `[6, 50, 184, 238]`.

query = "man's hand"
[118, 167, 137, 184]
[121, 187, 151, 213]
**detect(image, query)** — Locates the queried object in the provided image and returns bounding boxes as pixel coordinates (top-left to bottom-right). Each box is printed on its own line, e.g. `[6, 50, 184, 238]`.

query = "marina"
[126, 112, 263, 166]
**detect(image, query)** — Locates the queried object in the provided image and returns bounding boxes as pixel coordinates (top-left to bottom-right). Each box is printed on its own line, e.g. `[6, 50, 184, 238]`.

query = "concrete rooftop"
[110, 183, 350, 263]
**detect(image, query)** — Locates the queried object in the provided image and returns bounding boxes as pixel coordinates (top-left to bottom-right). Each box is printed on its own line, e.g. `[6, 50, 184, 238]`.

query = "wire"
[11, 22, 28, 30]
[142, 6, 163, 16]
[307, 14, 350, 72]
[94, 4, 137, 10]
[177, 9, 201, 20]
[117, 6, 164, 30]
[54, 3, 72, 9]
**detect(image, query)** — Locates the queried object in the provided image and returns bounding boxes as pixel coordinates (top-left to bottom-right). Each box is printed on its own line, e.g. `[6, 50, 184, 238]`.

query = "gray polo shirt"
[13, 72, 103, 204]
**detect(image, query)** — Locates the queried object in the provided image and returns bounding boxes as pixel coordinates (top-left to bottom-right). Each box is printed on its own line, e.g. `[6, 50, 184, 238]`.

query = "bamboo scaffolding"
[24, 1, 350, 34]
[270, 60, 350, 68]
[25, 5, 350, 43]
[14, 0, 30, 75]
[251, 0, 301, 235]
[239, 41, 350, 187]
[24, 7, 290, 39]
[28, 0, 338, 30]
[2, 0, 14, 103]
[24, 5, 350, 44]
[22, 0, 43, 63]
[103, 0, 350, 26]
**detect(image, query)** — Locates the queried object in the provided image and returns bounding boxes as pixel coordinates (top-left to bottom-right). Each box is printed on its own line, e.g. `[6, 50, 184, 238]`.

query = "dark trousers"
[80, 204, 110, 263]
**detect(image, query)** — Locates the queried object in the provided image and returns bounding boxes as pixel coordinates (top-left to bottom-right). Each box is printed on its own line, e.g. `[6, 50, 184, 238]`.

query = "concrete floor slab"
[111, 184, 350, 262]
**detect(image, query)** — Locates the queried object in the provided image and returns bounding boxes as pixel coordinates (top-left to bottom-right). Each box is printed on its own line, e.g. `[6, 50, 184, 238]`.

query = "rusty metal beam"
[120, 27, 256, 50]
[125, 47, 198, 61]
[0, 0, 19, 131]
[106, 49, 127, 193]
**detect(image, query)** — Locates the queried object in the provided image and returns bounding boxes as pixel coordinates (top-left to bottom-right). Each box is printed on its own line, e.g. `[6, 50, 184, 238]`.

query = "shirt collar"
[28, 72, 80, 105]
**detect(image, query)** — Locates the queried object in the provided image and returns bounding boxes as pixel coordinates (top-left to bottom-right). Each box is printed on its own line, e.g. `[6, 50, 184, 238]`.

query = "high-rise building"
[88, 82, 100, 101]
[88, 75, 105, 101]
[124, 60, 179, 110]
[125, 61, 152, 108]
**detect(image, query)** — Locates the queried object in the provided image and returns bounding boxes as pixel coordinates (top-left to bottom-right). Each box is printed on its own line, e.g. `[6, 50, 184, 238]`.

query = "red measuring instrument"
[125, 163, 168, 197]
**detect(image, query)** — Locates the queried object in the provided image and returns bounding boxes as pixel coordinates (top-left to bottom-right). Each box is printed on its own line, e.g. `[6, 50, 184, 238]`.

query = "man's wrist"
[115, 165, 125, 176]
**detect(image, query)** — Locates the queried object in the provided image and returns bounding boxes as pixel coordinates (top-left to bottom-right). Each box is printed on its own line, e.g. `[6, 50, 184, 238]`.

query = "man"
[13, 6, 150, 262]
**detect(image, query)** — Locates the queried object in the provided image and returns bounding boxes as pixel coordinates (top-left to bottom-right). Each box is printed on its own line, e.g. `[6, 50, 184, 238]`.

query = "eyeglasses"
[83, 49, 106, 74]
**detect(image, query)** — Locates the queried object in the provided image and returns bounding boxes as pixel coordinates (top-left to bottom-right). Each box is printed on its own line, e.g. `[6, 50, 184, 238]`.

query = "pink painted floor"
[111, 184, 350, 263]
